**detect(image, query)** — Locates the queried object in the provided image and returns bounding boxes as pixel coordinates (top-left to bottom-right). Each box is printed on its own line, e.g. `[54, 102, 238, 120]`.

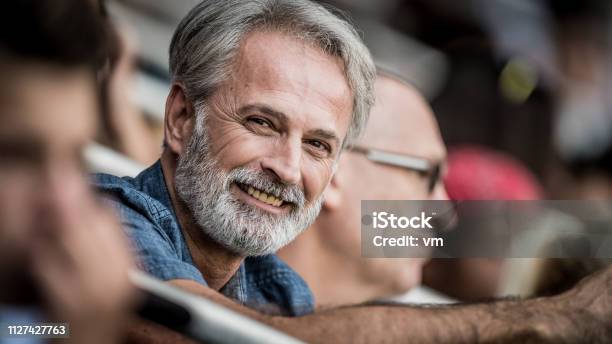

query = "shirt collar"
[133, 160, 176, 217]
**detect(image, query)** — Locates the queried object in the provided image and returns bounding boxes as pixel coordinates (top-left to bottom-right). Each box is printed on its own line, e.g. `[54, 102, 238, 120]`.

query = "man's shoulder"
[92, 161, 174, 224]
[93, 172, 136, 194]
[92, 166, 204, 284]
[93, 173, 165, 218]
[94, 172, 145, 202]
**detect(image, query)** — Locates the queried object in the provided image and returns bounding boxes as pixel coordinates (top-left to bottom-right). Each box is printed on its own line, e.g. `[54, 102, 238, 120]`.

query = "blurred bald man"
[278, 72, 449, 306]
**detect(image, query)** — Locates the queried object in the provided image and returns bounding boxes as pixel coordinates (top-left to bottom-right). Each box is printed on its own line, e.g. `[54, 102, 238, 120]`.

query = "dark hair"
[0, 0, 111, 70]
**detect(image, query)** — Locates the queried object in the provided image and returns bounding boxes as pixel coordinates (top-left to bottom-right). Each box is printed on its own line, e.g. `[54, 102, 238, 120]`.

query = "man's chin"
[220, 242, 278, 257]
[204, 223, 288, 257]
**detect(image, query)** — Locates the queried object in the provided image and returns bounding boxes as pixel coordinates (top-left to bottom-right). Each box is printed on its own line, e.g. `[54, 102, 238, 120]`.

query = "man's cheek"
[218, 137, 274, 170]
[304, 167, 333, 203]
[205, 116, 252, 154]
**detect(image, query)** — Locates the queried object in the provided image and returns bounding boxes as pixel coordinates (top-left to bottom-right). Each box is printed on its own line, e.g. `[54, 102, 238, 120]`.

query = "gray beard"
[174, 106, 323, 256]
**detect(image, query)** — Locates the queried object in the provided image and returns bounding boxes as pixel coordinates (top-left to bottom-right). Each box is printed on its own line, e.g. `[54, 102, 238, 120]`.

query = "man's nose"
[260, 140, 302, 185]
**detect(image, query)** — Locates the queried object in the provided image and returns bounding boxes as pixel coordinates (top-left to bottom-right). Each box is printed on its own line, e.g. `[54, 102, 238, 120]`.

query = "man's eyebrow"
[307, 128, 340, 147]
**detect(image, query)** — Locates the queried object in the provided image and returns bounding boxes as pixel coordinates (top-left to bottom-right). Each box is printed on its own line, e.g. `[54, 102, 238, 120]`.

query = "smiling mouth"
[236, 183, 286, 208]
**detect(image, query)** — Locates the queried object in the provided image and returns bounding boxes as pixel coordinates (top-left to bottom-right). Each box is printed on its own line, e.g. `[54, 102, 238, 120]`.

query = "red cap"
[444, 145, 543, 200]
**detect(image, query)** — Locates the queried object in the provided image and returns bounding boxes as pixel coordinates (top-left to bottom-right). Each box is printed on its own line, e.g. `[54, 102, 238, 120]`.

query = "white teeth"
[241, 184, 283, 207]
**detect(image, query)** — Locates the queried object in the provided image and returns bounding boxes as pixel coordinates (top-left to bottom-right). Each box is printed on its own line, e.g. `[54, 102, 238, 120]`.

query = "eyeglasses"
[348, 145, 442, 193]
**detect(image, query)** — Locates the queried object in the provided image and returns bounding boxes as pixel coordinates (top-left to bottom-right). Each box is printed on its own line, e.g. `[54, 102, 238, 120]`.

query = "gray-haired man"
[96, 0, 612, 342]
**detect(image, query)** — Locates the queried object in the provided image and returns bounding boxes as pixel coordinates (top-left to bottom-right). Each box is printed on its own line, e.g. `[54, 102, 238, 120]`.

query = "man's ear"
[164, 83, 195, 155]
[323, 168, 343, 211]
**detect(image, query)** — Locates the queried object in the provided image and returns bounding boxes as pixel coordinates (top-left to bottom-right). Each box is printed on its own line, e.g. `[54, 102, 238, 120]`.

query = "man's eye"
[306, 139, 331, 153]
[247, 117, 273, 128]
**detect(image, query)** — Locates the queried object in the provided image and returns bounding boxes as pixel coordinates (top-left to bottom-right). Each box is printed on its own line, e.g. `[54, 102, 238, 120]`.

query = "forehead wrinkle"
[225, 30, 353, 139]
[243, 32, 348, 96]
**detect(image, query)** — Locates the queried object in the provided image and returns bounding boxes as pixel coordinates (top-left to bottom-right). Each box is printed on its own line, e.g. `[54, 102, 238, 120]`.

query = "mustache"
[227, 167, 305, 207]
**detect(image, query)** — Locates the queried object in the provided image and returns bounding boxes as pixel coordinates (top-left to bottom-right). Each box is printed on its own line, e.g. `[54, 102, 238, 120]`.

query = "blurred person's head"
[279, 73, 448, 306]
[444, 146, 543, 201]
[423, 145, 543, 301]
[0, 0, 110, 302]
[161, 0, 375, 257]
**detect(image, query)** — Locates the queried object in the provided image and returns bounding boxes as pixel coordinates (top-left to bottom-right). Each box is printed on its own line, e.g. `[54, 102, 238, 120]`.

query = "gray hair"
[169, 0, 376, 145]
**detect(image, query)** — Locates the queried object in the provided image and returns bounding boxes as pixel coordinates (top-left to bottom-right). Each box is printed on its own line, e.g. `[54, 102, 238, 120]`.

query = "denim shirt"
[93, 161, 314, 316]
